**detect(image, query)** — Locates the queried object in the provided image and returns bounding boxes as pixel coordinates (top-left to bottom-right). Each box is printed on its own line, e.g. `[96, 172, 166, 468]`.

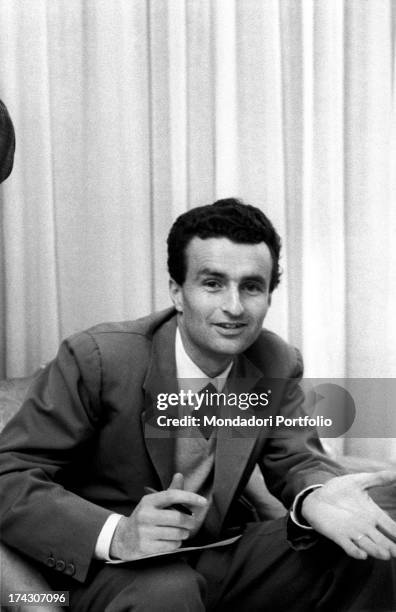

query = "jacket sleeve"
[258, 347, 346, 511]
[0, 332, 113, 583]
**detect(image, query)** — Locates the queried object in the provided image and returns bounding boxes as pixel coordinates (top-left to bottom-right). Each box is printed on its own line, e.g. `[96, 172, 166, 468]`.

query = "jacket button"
[55, 560, 66, 572]
[65, 563, 76, 576]
[46, 556, 56, 568]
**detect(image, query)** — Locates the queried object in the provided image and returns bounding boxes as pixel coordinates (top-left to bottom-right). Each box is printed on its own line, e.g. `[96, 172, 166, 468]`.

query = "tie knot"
[200, 382, 217, 396]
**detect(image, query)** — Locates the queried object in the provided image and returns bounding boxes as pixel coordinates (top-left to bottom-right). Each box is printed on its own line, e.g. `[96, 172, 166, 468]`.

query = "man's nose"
[221, 288, 244, 316]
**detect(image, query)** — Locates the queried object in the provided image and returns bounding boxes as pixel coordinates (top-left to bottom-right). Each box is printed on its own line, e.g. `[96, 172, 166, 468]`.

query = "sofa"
[1, 374, 396, 611]
[0, 376, 65, 611]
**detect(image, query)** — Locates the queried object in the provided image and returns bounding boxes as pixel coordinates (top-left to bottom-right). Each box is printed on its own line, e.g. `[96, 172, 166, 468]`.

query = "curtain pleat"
[1, 0, 396, 459]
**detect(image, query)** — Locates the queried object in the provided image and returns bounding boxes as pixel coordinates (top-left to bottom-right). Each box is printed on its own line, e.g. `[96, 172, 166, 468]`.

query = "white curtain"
[0, 0, 395, 458]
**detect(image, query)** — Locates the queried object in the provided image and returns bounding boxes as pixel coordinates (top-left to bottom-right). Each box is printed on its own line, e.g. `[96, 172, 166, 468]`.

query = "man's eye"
[203, 280, 222, 289]
[244, 283, 263, 294]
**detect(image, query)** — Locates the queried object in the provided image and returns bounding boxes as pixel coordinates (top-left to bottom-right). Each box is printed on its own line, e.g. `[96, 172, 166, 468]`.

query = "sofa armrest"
[0, 543, 65, 611]
[0, 376, 36, 432]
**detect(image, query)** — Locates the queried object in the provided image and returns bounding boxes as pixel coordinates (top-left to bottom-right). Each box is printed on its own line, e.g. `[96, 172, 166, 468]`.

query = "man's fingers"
[153, 508, 196, 530]
[370, 527, 396, 557]
[149, 488, 207, 510]
[352, 470, 396, 490]
[149, 525, 190, 542]
[352, 532, 391, 560]
[359, 494, 396, 544]
[143, 540, 183, 555]
[168, 472, 184, 490]
[135, 504, 196, 529]
[337, 536, 368, 560]
[377, 522, 396, 547]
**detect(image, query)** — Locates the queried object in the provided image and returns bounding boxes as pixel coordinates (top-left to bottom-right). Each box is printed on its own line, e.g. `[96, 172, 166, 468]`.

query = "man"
[1, 198, 396, 611]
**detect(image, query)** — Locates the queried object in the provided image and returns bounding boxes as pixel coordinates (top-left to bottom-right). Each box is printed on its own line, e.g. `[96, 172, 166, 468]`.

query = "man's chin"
[210, 327, 261, 354]
[209, 337, 252, 357]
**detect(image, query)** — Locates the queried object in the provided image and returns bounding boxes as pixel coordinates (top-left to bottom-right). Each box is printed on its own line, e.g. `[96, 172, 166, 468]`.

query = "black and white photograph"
[1, 1, 396, 610]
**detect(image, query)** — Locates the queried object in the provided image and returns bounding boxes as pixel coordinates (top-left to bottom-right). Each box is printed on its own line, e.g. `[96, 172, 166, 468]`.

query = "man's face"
[169, 237, 273, 376]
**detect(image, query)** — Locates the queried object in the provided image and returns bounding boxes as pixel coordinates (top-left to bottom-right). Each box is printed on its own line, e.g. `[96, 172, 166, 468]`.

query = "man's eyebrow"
[197, 268, 226, 278]
[242, 275, 267, 285]
[197, 269, 267, 285]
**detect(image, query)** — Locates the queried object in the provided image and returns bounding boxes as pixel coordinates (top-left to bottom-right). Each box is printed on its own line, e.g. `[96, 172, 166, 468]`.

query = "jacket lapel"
[141, 317, 178, 489]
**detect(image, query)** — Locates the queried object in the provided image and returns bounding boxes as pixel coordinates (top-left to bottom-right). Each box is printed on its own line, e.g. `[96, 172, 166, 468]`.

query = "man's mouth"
[214, 322, 247, 329]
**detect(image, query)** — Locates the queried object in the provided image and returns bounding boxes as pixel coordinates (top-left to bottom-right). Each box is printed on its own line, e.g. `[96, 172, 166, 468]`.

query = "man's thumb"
[168, 472, 184, 490]
[353, 470, 396, 489]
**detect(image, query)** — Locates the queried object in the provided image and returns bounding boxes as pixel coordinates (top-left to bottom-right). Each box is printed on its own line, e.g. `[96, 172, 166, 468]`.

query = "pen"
[144, 486, 193, 516]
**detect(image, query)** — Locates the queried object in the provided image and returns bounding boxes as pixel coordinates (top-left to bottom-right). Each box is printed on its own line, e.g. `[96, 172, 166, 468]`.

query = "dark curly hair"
[167, 198, 282, 292]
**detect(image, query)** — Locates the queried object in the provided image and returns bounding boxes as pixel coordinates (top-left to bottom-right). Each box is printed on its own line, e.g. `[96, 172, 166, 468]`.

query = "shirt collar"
[175, 327, 233, 392]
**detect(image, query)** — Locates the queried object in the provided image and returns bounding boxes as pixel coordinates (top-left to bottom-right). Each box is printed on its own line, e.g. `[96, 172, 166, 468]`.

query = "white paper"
[106, 534, 242, 564]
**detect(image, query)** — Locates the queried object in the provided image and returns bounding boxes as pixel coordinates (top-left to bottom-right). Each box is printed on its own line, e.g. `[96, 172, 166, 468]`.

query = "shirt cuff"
[94, 513, 123, 561]
[290, 485, 323, 529]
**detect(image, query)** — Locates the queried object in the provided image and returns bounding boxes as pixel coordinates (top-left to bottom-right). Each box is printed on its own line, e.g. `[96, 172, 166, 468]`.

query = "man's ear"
[169, 278, 183, 313]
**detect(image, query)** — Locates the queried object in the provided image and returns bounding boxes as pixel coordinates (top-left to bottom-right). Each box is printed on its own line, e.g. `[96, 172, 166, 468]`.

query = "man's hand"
[301, 471, 396, 560]
[109, 473, 208, 561]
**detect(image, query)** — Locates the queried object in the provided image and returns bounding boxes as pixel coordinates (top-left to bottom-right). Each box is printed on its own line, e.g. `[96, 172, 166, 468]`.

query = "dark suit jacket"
[0, 308, 342, 583]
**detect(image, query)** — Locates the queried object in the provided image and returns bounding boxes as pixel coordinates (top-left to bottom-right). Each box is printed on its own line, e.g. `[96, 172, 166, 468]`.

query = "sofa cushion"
[0, 376, 34, 432]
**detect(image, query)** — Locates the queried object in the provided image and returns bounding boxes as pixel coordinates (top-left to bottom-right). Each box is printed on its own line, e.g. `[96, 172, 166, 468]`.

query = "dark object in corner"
[0, 99, 15, 184]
